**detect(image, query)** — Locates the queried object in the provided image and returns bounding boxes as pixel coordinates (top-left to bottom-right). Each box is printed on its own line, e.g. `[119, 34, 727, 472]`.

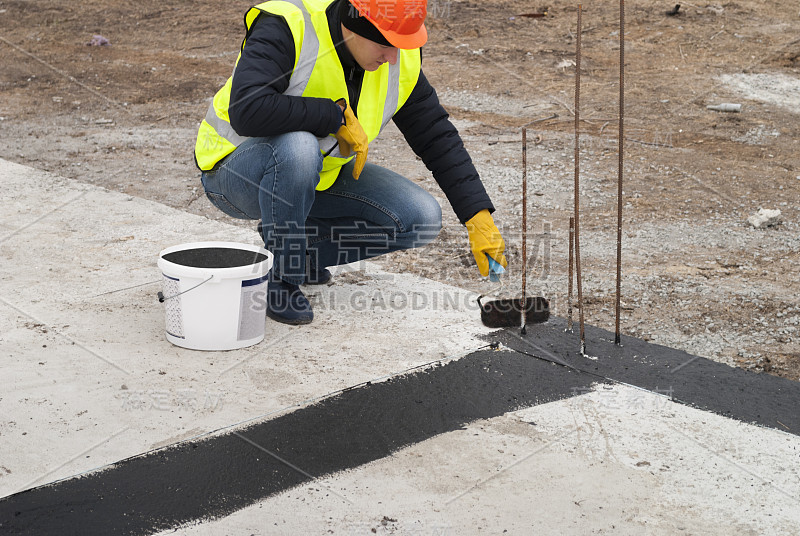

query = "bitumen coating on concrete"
[2, 320, 799, 535]
[2, 158, 800, 535]
[0, 339, 572, 535]
[493, 318, 800, 434]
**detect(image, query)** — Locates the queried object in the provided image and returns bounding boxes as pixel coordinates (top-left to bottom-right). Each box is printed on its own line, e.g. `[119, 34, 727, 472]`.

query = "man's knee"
[279, 132, 323, 178]
[408, 194, 442, 247]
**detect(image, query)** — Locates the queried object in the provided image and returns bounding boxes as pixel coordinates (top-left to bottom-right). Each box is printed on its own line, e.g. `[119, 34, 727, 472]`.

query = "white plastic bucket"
[157, 241, 273, 351]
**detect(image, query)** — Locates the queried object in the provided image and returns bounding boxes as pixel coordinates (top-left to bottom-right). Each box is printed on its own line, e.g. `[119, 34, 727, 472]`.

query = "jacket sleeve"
[392, 70, 495, 224]
[228, 14, 343, 138]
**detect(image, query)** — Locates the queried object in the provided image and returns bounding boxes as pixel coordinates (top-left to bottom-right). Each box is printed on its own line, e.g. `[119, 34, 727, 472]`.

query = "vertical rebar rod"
[567, 216, 575, 331]
[574, 4, 586, 355]
[614, 0, 625, 345]
[521, 127, 528, 334]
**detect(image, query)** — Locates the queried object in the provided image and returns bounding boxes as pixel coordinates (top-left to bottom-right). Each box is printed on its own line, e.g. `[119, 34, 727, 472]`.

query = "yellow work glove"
[335, 98, 368, 180]
[465, 209, 508, 277]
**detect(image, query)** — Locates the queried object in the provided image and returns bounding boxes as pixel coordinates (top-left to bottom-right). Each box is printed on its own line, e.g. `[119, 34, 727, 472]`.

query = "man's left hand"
[465, 209, 508, 277]
[335, 99, 368, 179]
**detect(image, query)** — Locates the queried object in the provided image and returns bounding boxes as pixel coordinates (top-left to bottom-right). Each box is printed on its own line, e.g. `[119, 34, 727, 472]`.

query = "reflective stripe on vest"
[194, 0, 421, 191]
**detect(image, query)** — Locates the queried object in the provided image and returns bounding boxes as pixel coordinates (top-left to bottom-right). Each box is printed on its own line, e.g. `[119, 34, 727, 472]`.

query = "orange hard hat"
[348, 0, 428, 50]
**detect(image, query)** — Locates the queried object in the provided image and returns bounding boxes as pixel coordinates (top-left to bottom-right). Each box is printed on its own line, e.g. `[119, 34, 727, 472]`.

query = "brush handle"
[486, 254, 505, 282]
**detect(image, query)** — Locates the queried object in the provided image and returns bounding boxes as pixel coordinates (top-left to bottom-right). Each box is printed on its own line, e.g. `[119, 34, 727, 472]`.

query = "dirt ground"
[1, 0, 799, 380]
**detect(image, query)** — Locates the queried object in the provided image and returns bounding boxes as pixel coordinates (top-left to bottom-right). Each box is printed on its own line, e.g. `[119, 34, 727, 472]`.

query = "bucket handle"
[157, 274, 214, 303]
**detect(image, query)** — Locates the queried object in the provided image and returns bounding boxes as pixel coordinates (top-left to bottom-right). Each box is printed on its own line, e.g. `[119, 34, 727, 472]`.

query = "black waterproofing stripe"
[1, 317, 798, 535]
[494, 317, 800, 433]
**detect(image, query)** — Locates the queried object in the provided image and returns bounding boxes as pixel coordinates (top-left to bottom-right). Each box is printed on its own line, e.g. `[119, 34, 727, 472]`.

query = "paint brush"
[478, 128, 550, 329]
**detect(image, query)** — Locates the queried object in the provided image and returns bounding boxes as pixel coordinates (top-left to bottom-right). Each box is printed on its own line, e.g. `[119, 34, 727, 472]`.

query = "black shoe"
[266, 277, 313, 325]
[256, 221, 331, 286]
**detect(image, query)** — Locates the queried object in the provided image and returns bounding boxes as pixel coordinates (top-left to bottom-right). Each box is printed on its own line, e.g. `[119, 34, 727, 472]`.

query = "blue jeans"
[200, 132, 442, 285]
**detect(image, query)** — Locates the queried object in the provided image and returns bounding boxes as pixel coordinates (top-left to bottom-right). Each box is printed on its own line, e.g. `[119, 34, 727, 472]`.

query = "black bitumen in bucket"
[161, 247, 268, 269]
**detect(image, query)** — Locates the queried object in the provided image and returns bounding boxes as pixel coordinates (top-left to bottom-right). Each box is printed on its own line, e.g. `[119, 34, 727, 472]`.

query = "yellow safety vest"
[195, 0, 421, 190]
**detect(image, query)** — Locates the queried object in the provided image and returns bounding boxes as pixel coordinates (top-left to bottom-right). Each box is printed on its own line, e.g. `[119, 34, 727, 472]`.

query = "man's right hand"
[466, 209, 508, 277]
[335, 99, 369, 180]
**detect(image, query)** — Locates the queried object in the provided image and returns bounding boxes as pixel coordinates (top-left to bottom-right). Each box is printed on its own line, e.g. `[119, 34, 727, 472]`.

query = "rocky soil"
[1, 0, 799, 379]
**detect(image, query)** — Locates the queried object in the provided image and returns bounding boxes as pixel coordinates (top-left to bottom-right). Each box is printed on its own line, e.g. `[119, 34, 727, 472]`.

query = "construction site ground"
[0, 0, 800, 379]
[1, 1, 800, 533]
[2, 0, 800, 379]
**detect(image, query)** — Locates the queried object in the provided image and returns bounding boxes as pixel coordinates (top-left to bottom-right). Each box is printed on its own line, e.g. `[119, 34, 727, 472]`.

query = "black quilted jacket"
[227, 0, 494, 223]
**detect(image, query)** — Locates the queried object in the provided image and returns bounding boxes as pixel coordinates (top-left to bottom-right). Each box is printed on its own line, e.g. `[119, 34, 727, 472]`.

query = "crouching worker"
[195, 0, 507, 325]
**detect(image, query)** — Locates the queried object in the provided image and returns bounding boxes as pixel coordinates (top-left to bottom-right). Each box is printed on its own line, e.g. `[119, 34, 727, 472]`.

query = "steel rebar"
[574, 4, 586, 355]
[567, 216, 574, 331]
[521, 127, 528, 334]
[614, 0, 625, 345]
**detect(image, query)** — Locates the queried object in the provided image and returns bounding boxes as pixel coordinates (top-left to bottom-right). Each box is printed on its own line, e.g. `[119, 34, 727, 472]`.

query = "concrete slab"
[1, 159, 799, 535]
[0, 158, 492, 496]
[170, 385, 800, 535]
